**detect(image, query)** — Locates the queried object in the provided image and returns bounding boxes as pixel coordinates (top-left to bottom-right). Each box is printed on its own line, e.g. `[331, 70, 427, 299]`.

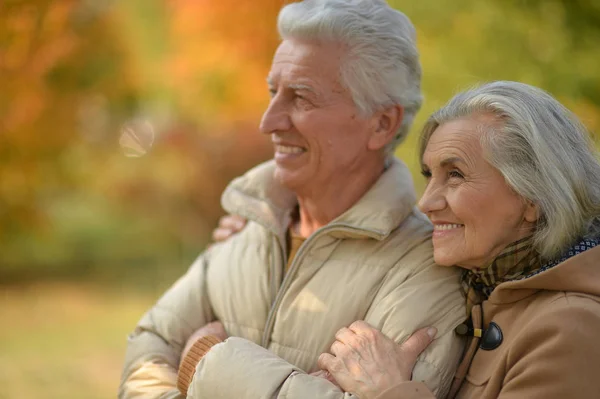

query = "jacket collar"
[488, 245, 600, 304]
[221, 158, 417, 241]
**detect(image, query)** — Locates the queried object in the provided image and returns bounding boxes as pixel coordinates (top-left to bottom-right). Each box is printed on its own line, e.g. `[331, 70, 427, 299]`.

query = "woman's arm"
[317, 321, 437, 399]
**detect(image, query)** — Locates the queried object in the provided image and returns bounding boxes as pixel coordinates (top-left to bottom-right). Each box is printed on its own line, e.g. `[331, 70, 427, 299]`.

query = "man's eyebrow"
[265, 77, 316, 92]
[287, 83, 316, 93]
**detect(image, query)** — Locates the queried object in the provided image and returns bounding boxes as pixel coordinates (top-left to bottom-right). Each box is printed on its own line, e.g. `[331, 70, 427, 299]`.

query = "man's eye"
[268, 89, 277, 98]
[420, 169, 432, 179]
[294, 95, 313, 108]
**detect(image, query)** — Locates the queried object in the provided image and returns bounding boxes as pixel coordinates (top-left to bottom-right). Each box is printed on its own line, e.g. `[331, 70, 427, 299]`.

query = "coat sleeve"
[119, 252, 215, 399]
[363, 237, 466, 399]
[496, 299, 600, 399]
[187, 236, 465, 399]
[189, 337, 356, 399]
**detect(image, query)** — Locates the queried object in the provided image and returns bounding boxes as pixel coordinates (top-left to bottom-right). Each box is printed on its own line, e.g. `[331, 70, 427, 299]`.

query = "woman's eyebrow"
[440, 156, 465, 167]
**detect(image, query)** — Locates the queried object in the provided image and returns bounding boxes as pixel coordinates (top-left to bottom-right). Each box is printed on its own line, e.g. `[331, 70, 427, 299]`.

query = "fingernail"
[235, 221, 244, 229]
[427, 327, 437, 339]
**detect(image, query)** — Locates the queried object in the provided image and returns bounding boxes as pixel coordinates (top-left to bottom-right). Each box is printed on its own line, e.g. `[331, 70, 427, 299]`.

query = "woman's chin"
[433, 252, 458, 267]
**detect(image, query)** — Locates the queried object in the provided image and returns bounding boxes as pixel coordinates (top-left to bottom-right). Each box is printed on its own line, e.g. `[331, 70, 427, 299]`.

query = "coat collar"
[220, 158, 417, 241]
[488, 246, 600, 304]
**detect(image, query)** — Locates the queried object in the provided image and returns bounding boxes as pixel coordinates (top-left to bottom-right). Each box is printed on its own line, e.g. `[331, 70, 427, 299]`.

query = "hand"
[181, 321, 228, 360]
[309, 370, 341, 389]
[317, 321, 436, 399]
[212, 215, 247, 243]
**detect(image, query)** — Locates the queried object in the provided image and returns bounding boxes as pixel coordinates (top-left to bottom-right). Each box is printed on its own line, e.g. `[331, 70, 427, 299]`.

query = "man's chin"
[273, 167, 306, 192]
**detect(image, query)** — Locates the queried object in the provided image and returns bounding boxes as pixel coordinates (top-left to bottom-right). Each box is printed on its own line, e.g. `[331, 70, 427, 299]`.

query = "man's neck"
[294, 160, 387, 237]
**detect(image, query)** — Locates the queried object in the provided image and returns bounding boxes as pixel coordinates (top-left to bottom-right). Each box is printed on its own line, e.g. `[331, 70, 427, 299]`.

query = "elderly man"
[119, 1, 465, 398]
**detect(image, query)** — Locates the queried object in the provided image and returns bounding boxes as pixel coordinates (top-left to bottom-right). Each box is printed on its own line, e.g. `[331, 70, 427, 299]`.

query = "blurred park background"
[1, 0, 599, 397]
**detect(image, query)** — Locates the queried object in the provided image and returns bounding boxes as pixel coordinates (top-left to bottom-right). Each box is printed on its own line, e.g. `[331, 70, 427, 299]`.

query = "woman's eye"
[449, 170, 464, 179]
[420, 169, 432, 179]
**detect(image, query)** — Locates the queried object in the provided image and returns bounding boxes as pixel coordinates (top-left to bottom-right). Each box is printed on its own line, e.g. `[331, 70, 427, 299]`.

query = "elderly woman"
[314, 81, 600, 398]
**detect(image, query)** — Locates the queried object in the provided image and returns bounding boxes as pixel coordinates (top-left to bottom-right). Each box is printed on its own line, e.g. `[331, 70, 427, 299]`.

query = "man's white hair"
[419, 81, 600, 260]
[278, 0, 423, 155]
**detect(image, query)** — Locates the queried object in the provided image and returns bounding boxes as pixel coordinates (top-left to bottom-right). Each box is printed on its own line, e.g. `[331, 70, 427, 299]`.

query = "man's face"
[261, 39, 376, 194]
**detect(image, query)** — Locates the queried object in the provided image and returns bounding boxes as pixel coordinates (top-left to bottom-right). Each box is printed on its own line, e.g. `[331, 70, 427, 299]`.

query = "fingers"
[348, 320, 375, 335]
[212, 215, 247, 242]
[220, 215, 246, 230]
[399, 327, 437, 364]
[317, 352, 338, 372]
[332, 327, 363, 359]
[310, 369, 341, 387]
[334, 326, 355, 344]
[212, 227, 234, 242]
[336, 321, 379, 345]
[309, 370, 328, 377]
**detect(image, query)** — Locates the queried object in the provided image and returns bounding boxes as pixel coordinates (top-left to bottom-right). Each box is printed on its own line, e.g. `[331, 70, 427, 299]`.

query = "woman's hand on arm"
[211, 215, 247, 243]
[317, 321, 437, 399]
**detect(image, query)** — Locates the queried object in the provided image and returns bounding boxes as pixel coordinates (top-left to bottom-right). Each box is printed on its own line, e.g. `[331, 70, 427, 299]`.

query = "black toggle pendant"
[480, 322, 503, 351]
[455, 322, 483, 338]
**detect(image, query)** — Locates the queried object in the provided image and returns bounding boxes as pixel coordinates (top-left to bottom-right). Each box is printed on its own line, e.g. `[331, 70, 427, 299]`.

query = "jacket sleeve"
[363, 237, 466, 399]
[119, 252, 215, 399]
[189, 337, 356, 399]
[496, 300, 600, 399]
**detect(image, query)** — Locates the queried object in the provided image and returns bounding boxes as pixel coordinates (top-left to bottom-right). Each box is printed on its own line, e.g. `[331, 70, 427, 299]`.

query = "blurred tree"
[1, 0, 599, 284]
[0, 1, 137, 239]
[389, 0, 600, 192]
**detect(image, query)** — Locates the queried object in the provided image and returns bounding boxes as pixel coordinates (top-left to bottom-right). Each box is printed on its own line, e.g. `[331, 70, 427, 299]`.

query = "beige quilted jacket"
[119, 159, 465, 399]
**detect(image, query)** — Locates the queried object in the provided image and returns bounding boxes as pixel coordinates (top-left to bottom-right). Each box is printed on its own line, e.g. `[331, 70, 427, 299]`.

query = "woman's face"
[418, 115, 538, 269]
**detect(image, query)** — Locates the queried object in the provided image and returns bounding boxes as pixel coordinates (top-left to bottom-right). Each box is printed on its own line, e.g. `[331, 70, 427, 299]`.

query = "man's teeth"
[276, 145, 304, 154]
[434, 224, 463, 230]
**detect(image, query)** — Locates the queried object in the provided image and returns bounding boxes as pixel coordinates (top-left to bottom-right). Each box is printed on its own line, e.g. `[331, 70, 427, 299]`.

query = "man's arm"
[181, 235, 464, 398]
[364, 241, 465, 399]
[188, 337, 355, 398]
[119, 252, 215, 399]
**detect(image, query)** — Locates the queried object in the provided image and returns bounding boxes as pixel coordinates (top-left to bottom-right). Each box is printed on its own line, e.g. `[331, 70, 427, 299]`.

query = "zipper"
[260, 223, 385, 347]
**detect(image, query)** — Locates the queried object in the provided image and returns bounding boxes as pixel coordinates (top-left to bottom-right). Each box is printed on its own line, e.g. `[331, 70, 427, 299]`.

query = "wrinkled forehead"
[422, 113, 502, 163]
[267, 39, 346, 90]
[422, 118, 488, 167]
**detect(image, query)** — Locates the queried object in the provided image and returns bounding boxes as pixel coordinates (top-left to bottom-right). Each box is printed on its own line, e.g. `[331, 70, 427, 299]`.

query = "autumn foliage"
[1, 0, 598, 283]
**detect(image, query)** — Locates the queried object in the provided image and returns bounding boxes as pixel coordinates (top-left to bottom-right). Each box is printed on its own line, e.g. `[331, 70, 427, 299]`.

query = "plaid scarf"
[462, 236, 540, 316]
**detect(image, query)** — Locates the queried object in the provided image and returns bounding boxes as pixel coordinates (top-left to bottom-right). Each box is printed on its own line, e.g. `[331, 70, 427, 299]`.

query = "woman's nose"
[417, 182, 446, 215]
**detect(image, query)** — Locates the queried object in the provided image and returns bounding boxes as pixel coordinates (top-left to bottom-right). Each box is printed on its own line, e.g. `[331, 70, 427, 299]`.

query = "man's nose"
[259, 96, 292, 135]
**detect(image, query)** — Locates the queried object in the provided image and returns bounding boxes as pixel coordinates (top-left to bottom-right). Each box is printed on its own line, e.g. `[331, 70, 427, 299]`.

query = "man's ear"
[367, 105, 404, 151]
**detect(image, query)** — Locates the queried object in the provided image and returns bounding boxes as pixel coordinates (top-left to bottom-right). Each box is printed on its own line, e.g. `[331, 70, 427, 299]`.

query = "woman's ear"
[367, 105, 404, 151]
[524, 201, 539, 224]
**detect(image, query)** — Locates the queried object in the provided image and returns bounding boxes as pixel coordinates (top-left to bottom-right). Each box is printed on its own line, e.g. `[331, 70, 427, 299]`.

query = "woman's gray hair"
[278, 0, 422, 155]
[419, 81, 600, 260]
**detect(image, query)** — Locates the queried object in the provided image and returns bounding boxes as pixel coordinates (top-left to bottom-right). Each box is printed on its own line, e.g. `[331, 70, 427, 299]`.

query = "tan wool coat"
[119, 159, 466, 399]
[378, 245, 600, 399]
